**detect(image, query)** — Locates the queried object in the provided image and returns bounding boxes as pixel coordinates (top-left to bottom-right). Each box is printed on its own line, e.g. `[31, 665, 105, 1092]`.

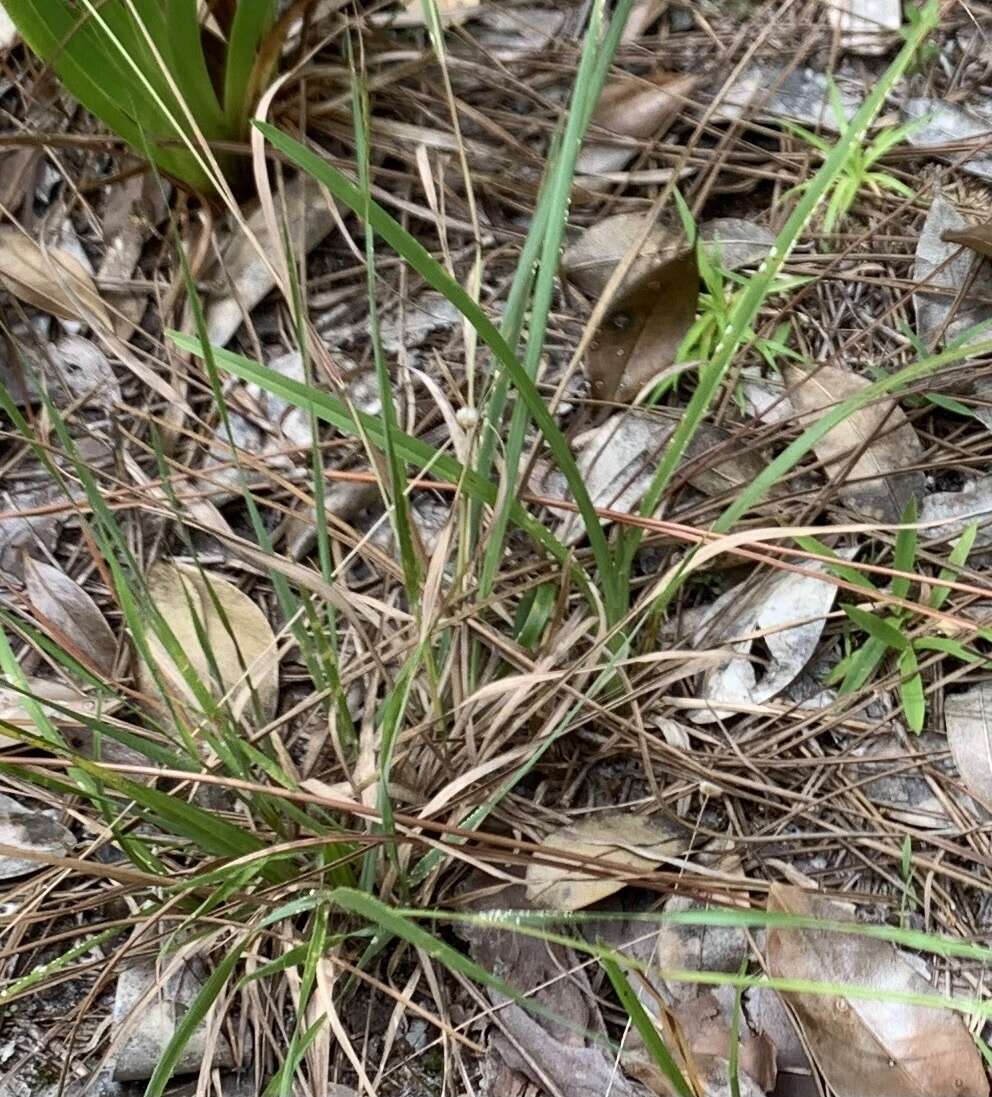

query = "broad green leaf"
[891, 499, 918, 600]
[843, 605, 908, 652]
[930, 523, 979, 610]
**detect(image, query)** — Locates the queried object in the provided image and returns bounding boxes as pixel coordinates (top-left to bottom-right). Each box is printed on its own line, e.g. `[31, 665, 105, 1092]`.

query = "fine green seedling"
[783, 78, 925, 237]
[800, 508, 980, 731]
[4, 0, 282, 192]
[679, 227, 807, 376]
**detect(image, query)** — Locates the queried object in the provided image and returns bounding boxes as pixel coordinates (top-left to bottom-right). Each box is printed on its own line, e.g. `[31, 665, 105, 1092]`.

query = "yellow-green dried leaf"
[138, 561, 279, 723]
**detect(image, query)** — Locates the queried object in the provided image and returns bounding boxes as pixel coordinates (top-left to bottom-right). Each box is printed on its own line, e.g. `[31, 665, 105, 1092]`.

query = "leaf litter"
[944, 683, 992, 803]
[0, 791, 73, 878]
[0, 227, 111, 329]
[585, 247, 699, 402]
[913, 192, 992, 349]
[535, 408, 765, 545]
[684, 555, 851, 722]
[22, 555, 117, 677]
[525, 811, 684, 911]
[577, 71, 698, 179]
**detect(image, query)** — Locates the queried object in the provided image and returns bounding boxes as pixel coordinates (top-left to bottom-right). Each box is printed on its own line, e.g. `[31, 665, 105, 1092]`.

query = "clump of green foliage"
[4, 0, 282, 192]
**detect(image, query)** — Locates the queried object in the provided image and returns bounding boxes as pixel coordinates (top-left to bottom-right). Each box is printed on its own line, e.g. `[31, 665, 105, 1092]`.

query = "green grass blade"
[793, 535, 878, 593]
[223, 0, 277, 134]
[930, 523, 978, 610]
[891, 500, 918, 601]
[843, 605, 907, 651]
[169, 334, 599, 603]
[714, 336, 992, 533]
[479, 0, 634, 621]
[144, 937, 247, 1097]
[837, 634, 888, 694]
[350, 57, 421, 603]
[164, 0, 225, 132]
[898, 646, 925, 732]
[601, 956, 692, 1097]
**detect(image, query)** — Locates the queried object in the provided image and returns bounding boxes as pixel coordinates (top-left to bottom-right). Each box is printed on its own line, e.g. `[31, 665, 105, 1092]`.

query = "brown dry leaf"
[586, 250, 699, 403]
[563, 215, 771, 299]
[767, 884, 988, 1097]
[0, 228, 111, 328]
[941, 222, 992, 260]
[632, 991, 776, 1096]
[562, 213, 686, 297]
[0, 791, 74, 879]
[137, 561, 280, 723]
[785, 363, 924, 521]
[673, 995, 776, 1093]
[525, 812, 683, 911]
[825, 0, 901, 55]
[577, 72, 697, 177]
[944, 683, 992, 802]
[23, 556, 117, 677]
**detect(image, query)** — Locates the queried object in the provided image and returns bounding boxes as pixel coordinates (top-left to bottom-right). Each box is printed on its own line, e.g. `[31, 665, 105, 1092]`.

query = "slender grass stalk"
[170, 333, 602, 607]
[602, 956, 692, 1097]
[350, 50, 422, 605]
[479, 0, 635, 623]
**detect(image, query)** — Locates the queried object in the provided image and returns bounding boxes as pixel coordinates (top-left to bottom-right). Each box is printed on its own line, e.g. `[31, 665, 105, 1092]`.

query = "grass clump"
[5, 0, 992, 1094]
